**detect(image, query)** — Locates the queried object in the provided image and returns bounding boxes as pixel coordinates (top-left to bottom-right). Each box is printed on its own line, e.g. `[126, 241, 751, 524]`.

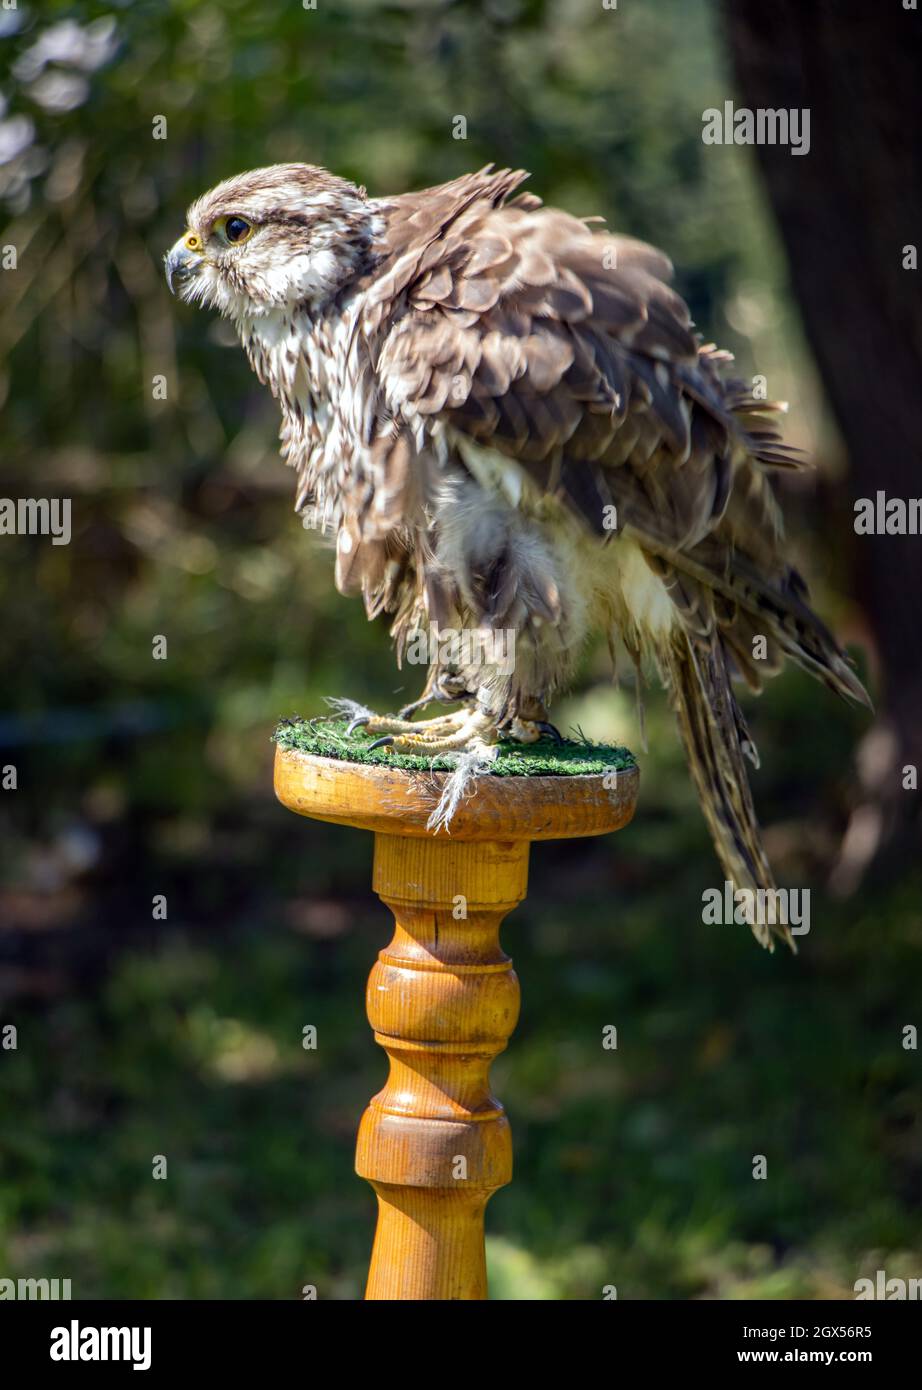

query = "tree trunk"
[722, 0, 922, 885]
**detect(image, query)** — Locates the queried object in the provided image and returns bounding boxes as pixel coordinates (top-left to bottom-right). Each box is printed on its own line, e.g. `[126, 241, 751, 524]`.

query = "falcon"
[165, 162, 869, 948]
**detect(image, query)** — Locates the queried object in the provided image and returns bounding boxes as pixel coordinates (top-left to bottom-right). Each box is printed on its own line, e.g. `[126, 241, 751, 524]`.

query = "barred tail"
[660, 630, 794, 953]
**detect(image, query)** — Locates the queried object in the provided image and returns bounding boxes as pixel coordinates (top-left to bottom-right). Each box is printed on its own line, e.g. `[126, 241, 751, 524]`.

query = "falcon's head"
[164, 163, 379, 319]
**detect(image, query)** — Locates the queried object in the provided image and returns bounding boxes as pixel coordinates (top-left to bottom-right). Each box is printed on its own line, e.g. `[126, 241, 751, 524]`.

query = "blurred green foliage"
[0, 0, 918, 1299]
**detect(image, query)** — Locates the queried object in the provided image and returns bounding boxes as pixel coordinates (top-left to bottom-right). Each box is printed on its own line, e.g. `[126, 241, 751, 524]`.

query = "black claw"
[346, 715, 370, 736]
[367, 735, 395, 751]
[535, 720, 565, 745]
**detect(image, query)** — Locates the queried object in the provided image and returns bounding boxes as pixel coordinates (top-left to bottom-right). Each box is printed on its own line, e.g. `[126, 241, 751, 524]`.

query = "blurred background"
[1, 0, 919, 1299]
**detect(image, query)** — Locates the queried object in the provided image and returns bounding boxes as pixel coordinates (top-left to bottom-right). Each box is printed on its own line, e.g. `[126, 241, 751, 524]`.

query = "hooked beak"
[164, 233, 204, 296]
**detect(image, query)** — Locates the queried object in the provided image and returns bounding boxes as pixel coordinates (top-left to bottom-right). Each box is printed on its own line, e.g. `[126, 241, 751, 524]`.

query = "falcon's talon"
[346, 714, 370, 736]
[535, 720, 565, 745]
[348, 705, 509, 758]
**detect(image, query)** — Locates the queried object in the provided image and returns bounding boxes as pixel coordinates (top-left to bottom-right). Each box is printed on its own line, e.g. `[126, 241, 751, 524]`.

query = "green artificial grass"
[273, 715, 636, 778]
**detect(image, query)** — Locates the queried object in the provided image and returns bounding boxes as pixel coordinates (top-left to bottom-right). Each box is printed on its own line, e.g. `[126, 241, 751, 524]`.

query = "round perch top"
[273, 717, 638, 842]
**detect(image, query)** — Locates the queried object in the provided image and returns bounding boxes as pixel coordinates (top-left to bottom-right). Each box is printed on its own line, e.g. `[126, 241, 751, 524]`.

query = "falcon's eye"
[215, 215, 253, 246]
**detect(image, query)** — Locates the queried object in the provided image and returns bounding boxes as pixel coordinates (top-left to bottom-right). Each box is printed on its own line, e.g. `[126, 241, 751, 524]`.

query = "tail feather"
[660, 631, 795, 952]
[723, 556, 871, 709]
[642, 538, 871, 711]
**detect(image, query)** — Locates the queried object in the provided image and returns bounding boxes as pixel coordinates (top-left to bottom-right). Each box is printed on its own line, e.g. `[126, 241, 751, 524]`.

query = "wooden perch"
[274, 740, 639, 1300]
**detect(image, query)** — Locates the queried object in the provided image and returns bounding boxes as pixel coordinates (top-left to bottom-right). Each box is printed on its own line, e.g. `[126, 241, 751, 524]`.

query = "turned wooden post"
[274, 746, 638, 1300]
